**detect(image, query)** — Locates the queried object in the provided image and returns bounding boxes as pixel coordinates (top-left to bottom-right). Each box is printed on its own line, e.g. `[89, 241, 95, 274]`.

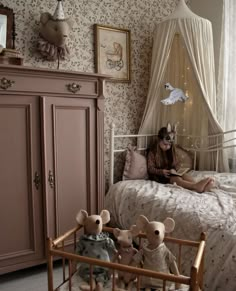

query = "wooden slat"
[48, 226, 206, 290]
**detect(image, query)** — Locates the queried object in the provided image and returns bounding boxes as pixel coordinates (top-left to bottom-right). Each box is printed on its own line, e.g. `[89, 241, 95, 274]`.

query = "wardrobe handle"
[48, 170, 55, 188]
[0, 77, 15, 90]
[66, 82, 82, 93]
[33, 171, 40, 190]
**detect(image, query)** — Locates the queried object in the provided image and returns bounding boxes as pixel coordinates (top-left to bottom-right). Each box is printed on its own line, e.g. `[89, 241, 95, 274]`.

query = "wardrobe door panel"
[41, 97, 97, 239]
[0, 65, 106, 274]
[0, 96, 44, 273]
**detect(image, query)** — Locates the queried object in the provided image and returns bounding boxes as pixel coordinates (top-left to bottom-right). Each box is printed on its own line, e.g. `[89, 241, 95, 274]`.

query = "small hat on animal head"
[53, 0, 65, 20]
[158, 123, 177, 145]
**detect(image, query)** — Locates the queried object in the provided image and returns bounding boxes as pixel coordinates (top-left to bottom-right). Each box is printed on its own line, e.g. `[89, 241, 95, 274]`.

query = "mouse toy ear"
[113, 228, 121, 238]
[76, 210, 88, 225]
[100, 209, 110, 225]
[136, 215, 149, 232]
[163, 217, 175, 233]
[130, 225, 140, 237]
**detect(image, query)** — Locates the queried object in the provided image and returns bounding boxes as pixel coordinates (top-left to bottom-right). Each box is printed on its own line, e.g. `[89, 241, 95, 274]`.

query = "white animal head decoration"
[161, 82, 189, 105]
[164, 83, 174, 91]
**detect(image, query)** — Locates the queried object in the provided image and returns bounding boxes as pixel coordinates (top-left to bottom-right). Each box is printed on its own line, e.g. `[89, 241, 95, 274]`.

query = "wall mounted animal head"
[39, 12, 73, 47]
[37, 0, 73, 62]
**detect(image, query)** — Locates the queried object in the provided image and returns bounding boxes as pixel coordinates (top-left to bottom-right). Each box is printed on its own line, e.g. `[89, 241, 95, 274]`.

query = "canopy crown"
[164, 0, 202, 20]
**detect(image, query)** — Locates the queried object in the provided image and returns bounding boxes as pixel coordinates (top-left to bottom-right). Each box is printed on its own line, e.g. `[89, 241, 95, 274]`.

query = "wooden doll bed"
[47, 225, 206, 291]
[104, 125, 236, 291]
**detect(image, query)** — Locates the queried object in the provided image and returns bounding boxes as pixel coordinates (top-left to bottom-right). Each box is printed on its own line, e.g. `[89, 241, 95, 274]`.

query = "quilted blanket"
[105, 172, 236, 291]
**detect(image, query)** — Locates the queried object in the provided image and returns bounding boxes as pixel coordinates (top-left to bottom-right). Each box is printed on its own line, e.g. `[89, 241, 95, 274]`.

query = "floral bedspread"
[105, 173, 236, 291]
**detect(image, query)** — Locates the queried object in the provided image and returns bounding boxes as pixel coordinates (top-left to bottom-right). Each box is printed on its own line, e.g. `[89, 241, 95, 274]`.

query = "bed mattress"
[105, 171, 236, 291]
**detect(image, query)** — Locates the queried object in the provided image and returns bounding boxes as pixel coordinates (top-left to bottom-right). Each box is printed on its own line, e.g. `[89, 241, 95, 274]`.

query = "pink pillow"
[122, 146, 148, 180]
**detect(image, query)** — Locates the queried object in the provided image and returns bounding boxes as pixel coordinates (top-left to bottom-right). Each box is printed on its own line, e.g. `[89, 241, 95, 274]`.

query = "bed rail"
[109, 124, 236, 185]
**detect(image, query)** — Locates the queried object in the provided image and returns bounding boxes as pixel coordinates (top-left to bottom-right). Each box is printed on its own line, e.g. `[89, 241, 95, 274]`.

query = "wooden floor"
[0, 261, 63, 291]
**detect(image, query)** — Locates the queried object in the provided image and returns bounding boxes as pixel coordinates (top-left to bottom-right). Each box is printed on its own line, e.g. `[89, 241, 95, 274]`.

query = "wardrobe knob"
[66, 82, 82, 93]
[0, 77, 15, 90]
[33, 171, 41, 190]
[48, 170, 55, 188]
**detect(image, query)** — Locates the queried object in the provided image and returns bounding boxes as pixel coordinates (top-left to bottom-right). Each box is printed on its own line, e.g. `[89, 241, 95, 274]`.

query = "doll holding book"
[147, 123, 214, 193]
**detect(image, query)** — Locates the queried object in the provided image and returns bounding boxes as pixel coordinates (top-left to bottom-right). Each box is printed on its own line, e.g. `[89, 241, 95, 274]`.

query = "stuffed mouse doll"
[132, 215, 180, 291]
[76, 209, 117, 291]
[113, 226, 139, 290]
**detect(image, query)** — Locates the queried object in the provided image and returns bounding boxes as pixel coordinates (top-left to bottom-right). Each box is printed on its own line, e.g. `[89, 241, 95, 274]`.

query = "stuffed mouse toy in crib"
[113, 226, 139, 290]
[132, 215, 180, 291]
[76, 209, 117, 291]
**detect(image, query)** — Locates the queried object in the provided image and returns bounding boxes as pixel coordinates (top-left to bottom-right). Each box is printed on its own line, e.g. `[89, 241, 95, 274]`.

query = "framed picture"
[94, 24, 131, 82]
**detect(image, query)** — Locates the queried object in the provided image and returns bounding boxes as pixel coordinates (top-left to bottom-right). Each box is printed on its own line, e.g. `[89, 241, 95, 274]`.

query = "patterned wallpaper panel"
[1, 0, 187, 190]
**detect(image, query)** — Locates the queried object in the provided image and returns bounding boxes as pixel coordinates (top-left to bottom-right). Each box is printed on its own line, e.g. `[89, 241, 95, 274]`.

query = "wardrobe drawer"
[0, 74, 98, 97]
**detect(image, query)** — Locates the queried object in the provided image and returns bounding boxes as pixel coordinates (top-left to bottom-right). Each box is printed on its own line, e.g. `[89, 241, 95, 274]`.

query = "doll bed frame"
[47, 225, 206, 291]
[109, 124, 236, 185]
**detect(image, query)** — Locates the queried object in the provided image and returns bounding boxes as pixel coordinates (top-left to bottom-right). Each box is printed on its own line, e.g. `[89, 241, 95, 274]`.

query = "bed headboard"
[109, 124, 236, 186]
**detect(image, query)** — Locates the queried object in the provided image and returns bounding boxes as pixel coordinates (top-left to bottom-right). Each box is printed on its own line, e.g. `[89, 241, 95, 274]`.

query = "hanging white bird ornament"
[161, 83, 189, 105]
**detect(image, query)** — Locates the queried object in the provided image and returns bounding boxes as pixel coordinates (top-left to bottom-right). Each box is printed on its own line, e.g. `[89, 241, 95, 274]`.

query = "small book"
[170, 167, 190, 177]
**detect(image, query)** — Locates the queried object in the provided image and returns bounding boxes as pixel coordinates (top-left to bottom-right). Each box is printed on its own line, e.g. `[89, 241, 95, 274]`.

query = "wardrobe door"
[0, 95, 44, 274]
[41, 96, 97, 239]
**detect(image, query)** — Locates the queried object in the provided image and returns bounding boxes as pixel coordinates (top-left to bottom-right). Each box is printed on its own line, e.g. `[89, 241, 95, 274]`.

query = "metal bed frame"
[109, 123, 236, 185]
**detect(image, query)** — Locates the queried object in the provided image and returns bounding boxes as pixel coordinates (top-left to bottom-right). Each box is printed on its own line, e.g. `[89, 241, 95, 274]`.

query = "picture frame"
[0, 4, 15, 49]
[94, 24, 131, 82]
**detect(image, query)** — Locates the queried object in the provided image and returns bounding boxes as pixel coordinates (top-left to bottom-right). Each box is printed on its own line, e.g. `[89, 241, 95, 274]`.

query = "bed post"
[193, 152, 197, 170]
[216, 135, 220, 172]
[109, 123, 115, 186]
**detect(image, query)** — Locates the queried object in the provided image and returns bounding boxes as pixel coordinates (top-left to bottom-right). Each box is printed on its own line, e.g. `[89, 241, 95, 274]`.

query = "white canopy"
[139, 0, 226, 170]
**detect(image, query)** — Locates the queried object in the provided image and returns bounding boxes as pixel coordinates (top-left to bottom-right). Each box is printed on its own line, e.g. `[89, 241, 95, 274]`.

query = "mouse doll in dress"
[132, 215, 181, 291]
[76, 209, 117, 291]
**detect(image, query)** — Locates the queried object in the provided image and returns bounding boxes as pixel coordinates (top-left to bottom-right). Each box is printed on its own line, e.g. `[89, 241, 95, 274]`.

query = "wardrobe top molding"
[0, 65, 111, 99]
[0, 64, 111, 79]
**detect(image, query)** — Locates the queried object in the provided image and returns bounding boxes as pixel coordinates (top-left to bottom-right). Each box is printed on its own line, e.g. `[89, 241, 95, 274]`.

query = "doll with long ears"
[76, 209, 117, 291]
[132, 215, 181, 290]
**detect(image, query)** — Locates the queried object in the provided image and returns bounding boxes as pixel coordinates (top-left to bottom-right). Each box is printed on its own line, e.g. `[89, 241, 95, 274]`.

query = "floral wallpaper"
[1, 0, 189, 190]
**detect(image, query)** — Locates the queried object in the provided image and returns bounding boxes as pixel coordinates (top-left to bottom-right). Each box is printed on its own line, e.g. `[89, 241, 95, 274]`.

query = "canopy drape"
[139, 0, 227, 171]
[217, 0, 236, 171]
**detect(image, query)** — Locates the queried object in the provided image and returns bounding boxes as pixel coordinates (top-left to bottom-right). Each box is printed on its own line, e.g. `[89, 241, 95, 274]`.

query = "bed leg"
[47, 238, 54, 291]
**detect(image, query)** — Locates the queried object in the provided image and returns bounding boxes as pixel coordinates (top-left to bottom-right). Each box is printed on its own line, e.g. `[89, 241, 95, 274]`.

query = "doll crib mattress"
[105, 171, 236, 291]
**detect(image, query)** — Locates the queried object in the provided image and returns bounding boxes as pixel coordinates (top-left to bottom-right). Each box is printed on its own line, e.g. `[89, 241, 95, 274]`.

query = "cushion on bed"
[123, 145, 148, 180]
[175, 145, 193, 169]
